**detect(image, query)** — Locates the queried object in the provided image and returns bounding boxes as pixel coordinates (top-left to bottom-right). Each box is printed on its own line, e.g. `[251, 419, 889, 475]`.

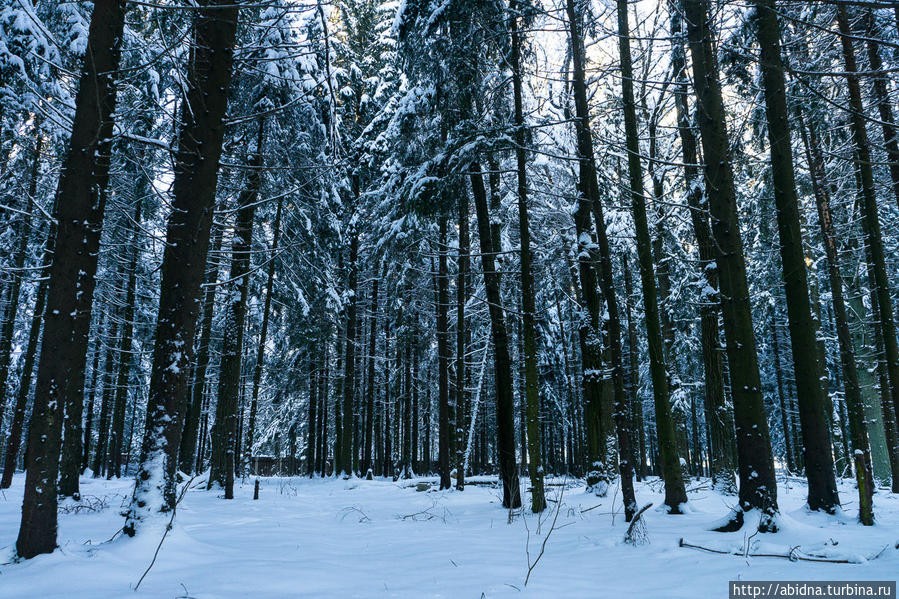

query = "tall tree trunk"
[837, 5, 899, 448]
[307, 363, 318, 476]
[319, 351, 330, 476]
[124, 0, 240, 534]
[208, 123, 264, 497]
[753, 0, 839, 512]
[470, 166, 521, 509]
[0, 130, 39, 439]
[106, 199, 143, 479]
[510, 0, 545, 513]
[455, 193, 469, 489]
[244, 198, 282, 472]
[81, 322, 103, 475]
[436, 218, 451, 489]
[16, 0, 126, 557]
[862, 9, 899, 212]
[771, 318, 795, 472]
[412, 333, 420, 473]
[564, 0, 609, 493]
[1, 211, 53, 490]
[616, 0, 682, 514]
[623, 256, 646, 481]
[340, 208, 359, 477]
[669, 1, 735, 491]
[363, 271, 378, 476]
[402, 294, 413, 480]
[92, 319, 119, 477]
[683, 0, 779, 530]
[797, 107, 874, 522]
[179, 226, 223, 474]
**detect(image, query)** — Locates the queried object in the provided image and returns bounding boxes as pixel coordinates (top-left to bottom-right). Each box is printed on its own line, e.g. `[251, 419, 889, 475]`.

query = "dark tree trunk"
[209, 123, 264, 497]
[616, 0, 681, 514]
[363, 271, 379, 476]
[436, 218, 451, 489]
[92, 319, 118, 478]
[81, 335, 101, 475]
[307, 363, 318, 476]
[470, 166, 521, 509]
[412, 334, 420, 473]
[669, 1, 734, 490]
[124, 0, 240, 534]
[455, 192, 468, 489]
[862, 9, 899, 212]
[16, 0, 126, 557]
[382, 325, 391, 478]
[564, 0, 609, 491]
[753, 0, 839, 512]
[245, 198, 282, 472]
[0, 131, 39, 438]
[402, 295, 413, 480]
[1, 210, 52, 490]
[510, 0, 545, 512]
[771, 318, 795, 472]
[836, 5, 899, 441]
[319, 352, 330, 476]
[683, 0, 779, 529]
[340, 212, 359, 477]
[797, 107, 874, 523]
[179, 226, 223, 474]
[623, 257, 646, 481]
[106, 199, 143, 479]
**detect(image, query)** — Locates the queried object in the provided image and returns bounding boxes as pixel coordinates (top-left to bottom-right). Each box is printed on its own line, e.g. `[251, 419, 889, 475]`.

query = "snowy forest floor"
[0, 474, 897, 598]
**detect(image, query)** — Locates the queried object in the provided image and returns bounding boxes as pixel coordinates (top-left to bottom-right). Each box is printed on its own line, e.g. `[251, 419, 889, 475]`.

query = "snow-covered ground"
[0, 473, 896, 597]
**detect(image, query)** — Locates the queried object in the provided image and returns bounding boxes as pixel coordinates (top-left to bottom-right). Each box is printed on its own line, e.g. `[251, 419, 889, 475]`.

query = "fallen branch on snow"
[623, 503, 653, 546]
[678, 538, 891, 563]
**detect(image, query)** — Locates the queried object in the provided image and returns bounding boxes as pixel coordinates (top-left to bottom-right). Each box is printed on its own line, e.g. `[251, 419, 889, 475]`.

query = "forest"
[0, 0, 898, 595]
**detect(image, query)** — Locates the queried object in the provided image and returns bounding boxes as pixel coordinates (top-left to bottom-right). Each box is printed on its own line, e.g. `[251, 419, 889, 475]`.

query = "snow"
[0, 475, 897, 597]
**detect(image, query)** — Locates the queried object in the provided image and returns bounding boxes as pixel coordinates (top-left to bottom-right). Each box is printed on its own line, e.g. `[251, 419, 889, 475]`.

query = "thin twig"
[134, 475, 196, 591]
[524, 482, 564, 586]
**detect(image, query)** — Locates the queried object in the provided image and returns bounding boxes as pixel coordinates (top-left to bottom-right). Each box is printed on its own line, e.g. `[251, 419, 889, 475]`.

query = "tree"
[209, 122, 265, 497]
[509, 0, 545, 513]
[752, 0, 839, 513]
[16, 0, 127, 557]
[683, 0, 779, 530]
[124, 0, 242, 534]
[616, 0, 684, 513]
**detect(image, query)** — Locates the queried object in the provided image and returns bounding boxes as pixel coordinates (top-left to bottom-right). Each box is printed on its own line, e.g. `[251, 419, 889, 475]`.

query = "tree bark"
[564, 0, 609, 491]
[510, 0, 545, 513]
[124, 0, 240, 534]
[470, 166, 521, 509]
[1, 207, 52, 490]
[340, 204, 359, 477]
[362, 270, 378, 476]
[669, 1, 735, 490]
[616, 0, 682, 514]
[179, 226, 223, 474]
[797, 106, 874, 522]
[244, 198, 282, 473]
[837, 5, 899, 450]
[753, 0, 839, 513]
[208, 123, 264, 497]
[683, 0, 779, 529]
[436, 218, 451, 489]
[455, 193, 468, 489]
[16, 0, 126, 557]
